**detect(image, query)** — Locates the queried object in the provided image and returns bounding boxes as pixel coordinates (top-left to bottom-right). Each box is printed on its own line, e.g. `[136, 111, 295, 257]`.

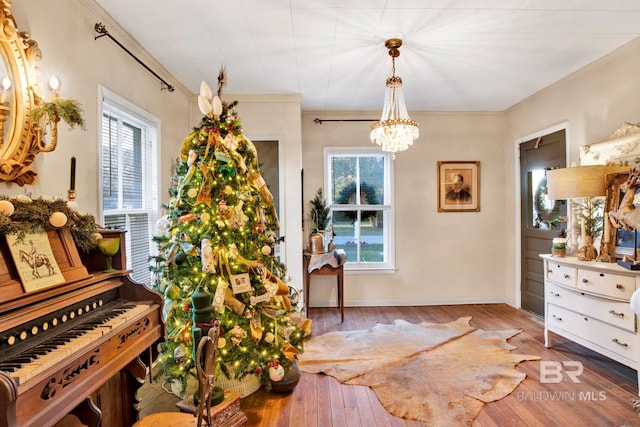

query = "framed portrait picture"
[6, 232, 65, 293]
[438, 161, 480, 212]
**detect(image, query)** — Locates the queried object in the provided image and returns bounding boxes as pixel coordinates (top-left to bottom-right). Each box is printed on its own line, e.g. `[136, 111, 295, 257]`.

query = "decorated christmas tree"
[151, 70, 310, 396]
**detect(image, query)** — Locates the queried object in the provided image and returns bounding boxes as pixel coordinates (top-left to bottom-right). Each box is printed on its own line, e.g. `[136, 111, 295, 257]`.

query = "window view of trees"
[328, 153, 389, 265]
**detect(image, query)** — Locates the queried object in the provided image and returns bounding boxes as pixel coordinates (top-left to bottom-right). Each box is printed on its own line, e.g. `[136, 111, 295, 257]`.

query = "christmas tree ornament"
[268, 361, 284, 382]
[187, 188, 198, 198]
[228, 243, 239, 257]
[200, 81, 213, 100]
[200, 212, 211, 223]
[187, 149, 198, 167]
[164, 283, 180, 300]
[229, 324, 247, 346]
[219, 164, 235, 177]
[217, 337, 226, 348]
[49, 211, 68, 228]
[173, 251, 187, 265]
[198, 95, 212, 116]
[201, 238, 215, 273]
[261, 245, 272, 256]
[212, 95, 223, 117]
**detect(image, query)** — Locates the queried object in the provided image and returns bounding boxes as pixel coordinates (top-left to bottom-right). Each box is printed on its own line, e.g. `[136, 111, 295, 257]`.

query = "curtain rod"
[314, 118, 376, 124]
[94, 23, 175, 93]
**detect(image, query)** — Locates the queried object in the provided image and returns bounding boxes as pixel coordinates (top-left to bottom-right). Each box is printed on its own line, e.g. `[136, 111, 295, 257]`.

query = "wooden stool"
[303, 251, 344, 322]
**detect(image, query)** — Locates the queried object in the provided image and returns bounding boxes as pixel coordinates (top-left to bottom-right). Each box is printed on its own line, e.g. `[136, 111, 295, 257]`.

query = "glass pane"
[331, 156, 356, 204]
[122, 123, 142, 209]
[359, 209, 384, 262]
[359, 156, 384, 205]
[101, 114, 119, 210]
[530, 169, 563, 230]
[332, 210, 357, 262]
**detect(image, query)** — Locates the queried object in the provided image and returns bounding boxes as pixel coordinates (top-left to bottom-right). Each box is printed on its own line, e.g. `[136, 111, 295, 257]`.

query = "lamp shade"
[546, 165, 628, 200]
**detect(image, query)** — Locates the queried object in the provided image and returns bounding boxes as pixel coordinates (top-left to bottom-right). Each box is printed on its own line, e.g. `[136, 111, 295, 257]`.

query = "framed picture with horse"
[602, 168, 640, 262]
[6, 232, 65, 292]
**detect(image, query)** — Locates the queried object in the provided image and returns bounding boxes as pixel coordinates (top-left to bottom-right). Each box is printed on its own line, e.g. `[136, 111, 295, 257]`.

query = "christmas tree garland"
[0, 195, 98, 252]
[151, 75, 311, 395]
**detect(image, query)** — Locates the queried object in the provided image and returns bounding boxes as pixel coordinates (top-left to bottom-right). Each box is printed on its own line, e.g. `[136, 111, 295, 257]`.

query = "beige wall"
[12, 0, 640, 308]
[302, 112, 506, 306]
[504, 37, 640, 306]
[189, 94, 304, 293]
[2, 0, 192, 218]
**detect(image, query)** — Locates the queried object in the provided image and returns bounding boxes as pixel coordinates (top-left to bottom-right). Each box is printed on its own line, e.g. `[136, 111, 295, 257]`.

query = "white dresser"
[540, 254, 640, 394]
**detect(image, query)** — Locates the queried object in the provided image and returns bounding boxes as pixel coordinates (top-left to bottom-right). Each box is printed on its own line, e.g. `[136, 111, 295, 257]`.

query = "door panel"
[520, 130, 566, 316]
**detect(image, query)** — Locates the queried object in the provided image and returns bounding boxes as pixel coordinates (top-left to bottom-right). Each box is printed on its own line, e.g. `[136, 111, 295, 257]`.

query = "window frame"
[324, 147, 395, 273]
[98, 86, 161, 283]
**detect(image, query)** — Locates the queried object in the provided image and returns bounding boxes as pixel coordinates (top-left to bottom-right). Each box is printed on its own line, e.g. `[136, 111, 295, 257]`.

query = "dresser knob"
[612, 338, 628, 347]
[552, 314, 563, 321]
[616, 284, 624, 290]
[609, 310, 624, 318]
[547, 269, 553, 274]
[549, 292, 560, 297]
[564, 274, 571, 279]
[581, 278, 589, 283]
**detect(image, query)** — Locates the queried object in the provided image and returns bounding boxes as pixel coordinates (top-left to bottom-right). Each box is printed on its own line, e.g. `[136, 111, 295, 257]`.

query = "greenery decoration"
[573, 197, 604, 238]
[335, 181, 379, 223]
[30, 97, 86, 129]
[0, 196, 98, 252]
[149, 73, 310, 395]
[534, 178, 562, 228]
[308, 188, 330, 232]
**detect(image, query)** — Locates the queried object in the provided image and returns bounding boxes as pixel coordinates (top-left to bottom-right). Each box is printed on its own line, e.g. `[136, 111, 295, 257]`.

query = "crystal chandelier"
[370, 38, 419, 158]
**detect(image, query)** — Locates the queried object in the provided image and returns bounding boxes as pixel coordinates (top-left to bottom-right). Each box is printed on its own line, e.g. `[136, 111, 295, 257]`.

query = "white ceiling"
[95, 0, 640, 112]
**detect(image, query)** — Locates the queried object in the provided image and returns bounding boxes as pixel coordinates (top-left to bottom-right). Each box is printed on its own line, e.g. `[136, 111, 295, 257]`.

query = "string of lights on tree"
[150, 71, 310, 394]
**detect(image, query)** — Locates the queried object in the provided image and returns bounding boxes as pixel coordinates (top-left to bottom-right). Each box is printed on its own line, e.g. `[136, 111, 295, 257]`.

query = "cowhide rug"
[299, 317, 540, 426]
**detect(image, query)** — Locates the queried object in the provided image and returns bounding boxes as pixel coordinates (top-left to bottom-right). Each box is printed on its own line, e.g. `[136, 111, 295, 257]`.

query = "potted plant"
[308, 188, 331, 253]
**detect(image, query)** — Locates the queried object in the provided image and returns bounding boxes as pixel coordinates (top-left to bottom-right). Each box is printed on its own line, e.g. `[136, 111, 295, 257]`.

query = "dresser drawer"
[577, 269, 635, 300]
[548, 304, 638, 362]
[545, 261, 577, 288]
[546, 282, 636, 332]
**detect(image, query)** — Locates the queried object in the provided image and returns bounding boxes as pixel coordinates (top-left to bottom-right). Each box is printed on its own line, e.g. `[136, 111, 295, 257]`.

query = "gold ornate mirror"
[0, 0, 42, 186]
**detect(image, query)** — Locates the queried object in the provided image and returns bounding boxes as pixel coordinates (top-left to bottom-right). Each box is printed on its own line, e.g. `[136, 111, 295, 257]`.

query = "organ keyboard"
[0, 229, 164, 427]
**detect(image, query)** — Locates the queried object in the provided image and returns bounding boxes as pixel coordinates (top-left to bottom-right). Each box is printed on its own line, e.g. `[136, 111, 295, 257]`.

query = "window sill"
[344, 266, 397, 275]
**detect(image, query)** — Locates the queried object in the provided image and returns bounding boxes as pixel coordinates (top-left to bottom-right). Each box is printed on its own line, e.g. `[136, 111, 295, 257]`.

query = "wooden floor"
[139, 304, 640, 426]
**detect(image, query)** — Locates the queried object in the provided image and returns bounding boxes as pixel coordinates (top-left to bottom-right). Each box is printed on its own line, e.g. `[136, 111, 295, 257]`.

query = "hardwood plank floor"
[140, 304, 640, 426]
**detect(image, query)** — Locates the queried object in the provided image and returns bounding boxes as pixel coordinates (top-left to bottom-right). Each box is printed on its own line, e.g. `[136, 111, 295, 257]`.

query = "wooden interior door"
[520, 129, 566, 316]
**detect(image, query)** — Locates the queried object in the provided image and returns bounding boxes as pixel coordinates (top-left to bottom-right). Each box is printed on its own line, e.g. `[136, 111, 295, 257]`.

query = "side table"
[303, 251, 344, 322]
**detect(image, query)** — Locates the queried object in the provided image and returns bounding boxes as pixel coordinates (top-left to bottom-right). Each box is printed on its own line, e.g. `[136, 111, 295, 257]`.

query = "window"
[99, 87, 160, 284]
[324, 147, 394, 272]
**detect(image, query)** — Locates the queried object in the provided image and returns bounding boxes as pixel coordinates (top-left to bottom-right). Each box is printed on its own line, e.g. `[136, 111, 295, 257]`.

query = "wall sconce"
[30, 76, 85, 153]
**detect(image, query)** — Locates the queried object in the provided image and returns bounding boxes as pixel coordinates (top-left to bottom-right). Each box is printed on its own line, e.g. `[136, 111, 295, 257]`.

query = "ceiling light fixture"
[370, 38, 419, 158]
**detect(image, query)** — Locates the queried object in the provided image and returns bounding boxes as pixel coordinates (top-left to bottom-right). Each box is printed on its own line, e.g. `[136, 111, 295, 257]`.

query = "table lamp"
[546, 165, 626, 260]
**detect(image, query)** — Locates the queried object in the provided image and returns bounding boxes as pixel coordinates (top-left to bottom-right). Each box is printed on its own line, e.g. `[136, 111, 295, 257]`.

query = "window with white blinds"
[99, 87, 160, 284]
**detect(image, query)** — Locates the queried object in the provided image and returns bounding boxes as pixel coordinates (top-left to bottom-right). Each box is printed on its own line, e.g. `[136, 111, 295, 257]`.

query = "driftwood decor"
[581, 123, 640, 260]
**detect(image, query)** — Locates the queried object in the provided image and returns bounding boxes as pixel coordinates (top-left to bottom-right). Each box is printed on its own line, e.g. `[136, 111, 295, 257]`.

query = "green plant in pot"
[308, 188, 332, 253]
[30, 96, 85, 152]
